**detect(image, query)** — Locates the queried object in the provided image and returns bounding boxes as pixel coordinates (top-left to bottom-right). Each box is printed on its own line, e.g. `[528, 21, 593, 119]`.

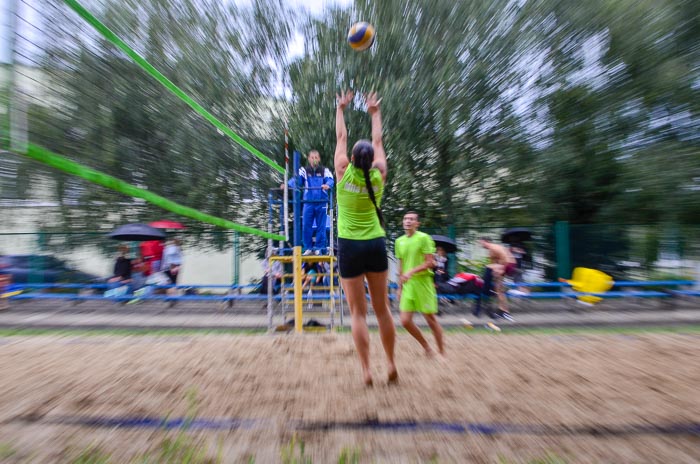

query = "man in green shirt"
[395, 212, 445, 356]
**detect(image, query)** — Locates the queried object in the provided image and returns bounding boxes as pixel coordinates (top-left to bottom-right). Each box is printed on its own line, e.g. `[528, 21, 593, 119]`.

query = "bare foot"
[363, 370, 373, 387]
[387, 368, 398, 385]
[424, 347, 436, 358]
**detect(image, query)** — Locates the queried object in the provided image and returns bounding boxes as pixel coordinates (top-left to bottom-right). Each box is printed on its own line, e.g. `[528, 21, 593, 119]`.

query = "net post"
[293, 245, 303, 333]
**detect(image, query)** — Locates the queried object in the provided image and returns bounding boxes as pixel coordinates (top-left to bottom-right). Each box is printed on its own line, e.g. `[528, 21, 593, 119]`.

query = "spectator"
[261, 248, 283, 295]
[508, 243, 530, 296]
[140, 239, 164, 276]
[161, 238, 183, 287]
[130, 257, 147, 291]
[434, 245, 450, 283]
[302, 261, 324, 290]
[474, 238, 516, 321]
[108, 244, 132, 283]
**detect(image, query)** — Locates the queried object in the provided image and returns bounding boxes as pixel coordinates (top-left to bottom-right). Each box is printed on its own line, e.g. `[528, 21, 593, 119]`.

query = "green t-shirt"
[395, 231, 436, 279]
[337, 164, 385, 240]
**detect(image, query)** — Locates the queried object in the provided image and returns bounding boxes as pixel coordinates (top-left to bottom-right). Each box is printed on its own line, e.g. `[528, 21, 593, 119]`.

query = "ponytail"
[352, 140, 385, 229]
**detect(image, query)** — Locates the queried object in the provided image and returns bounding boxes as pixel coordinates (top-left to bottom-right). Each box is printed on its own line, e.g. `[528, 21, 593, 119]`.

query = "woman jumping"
[335, 90, 397, 386]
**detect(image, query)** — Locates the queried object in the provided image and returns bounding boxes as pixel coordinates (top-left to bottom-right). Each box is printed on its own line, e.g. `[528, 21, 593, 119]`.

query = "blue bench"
[428, 280, 695, 308]
[6, 280, 695, 307]
[510, 290, 670, 299]
[4, 283, 272, 305]
[501, 280, 696, 311]
[672, 290, 700, 297]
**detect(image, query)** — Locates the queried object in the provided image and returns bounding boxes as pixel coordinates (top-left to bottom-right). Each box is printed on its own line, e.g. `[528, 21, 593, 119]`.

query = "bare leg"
[424, 313, 445, 355]
[341, 275, 373, 386]
[366, 270, 398, 383]
[495, 274, 509, 312]
[400, 311, 434, 356]
[487, 264, 508, 313]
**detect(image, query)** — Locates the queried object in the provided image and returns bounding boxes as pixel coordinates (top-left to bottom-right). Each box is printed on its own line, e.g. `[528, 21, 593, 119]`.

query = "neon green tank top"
[337, 164, 385, 240]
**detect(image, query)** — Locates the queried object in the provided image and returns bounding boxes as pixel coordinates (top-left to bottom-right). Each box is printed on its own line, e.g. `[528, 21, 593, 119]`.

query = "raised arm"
[335, 90, 353, 180]
[365, 92, 386, 182]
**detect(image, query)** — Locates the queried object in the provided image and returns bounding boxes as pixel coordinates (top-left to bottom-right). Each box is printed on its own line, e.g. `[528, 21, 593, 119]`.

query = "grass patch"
[0, 327, 267, 337]
[70, 447, 112, 464]
[280, 434, 312, 464]
[138, 433, 217, 464]
[337, 446, 361, 464]
[498, 453, 569, 464]
[443, 324, 700, 336]
[0, 443, 17, 460]
[0, 325, 698, 339]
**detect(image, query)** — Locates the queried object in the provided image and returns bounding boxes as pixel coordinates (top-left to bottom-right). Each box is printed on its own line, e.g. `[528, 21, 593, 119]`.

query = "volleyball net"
[3, 0, 289, 240]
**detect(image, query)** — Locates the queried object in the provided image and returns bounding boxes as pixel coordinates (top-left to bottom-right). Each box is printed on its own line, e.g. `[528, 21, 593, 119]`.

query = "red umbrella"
[149, 220, 186, 230]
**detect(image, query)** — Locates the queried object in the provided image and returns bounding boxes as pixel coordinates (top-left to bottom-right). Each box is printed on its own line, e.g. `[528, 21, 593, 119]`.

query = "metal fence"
[2, 222, 699, 286]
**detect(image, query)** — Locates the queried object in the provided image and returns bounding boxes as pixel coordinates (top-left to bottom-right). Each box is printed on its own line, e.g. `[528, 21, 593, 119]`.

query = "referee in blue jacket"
[288, 150, 334, 255]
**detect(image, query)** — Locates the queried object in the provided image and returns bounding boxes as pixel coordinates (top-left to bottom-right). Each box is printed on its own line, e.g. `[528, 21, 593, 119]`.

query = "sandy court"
[0, 332, 698, 463]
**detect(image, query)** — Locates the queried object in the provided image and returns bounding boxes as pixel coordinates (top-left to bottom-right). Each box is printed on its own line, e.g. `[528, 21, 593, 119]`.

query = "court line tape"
[18, 415, 700, 436]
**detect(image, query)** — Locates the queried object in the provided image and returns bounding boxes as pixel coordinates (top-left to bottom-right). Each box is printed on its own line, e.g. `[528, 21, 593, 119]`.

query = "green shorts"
[399, 276, 437, 314]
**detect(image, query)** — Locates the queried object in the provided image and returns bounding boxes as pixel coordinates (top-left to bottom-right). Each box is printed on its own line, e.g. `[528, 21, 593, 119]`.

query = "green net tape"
[24, 143, 285, 240]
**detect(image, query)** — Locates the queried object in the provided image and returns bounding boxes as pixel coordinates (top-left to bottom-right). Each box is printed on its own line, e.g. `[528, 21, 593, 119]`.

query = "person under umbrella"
[108, 244, 132, 284]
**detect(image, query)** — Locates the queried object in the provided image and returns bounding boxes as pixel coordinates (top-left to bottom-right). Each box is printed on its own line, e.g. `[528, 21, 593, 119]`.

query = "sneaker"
[314, 250, 320, 256]
[303, 249, 313, 256]
[460, 318, 473, 329]
[498, 311, 515, 322]
[486, 322, 501, 332]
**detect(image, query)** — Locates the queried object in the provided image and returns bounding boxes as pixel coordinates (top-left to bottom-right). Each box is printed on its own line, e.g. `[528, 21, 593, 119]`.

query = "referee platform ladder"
[269, 253, 343, 333]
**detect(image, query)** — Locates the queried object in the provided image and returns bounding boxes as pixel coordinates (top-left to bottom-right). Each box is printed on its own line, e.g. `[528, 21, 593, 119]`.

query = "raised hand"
[365, 92, 381, 114]
[336, 90, 354, 110]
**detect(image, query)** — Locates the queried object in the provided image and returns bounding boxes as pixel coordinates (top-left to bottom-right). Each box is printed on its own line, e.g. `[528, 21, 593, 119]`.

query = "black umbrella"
[108, 223, 166, 241]
[501, 227, 533, 244]
[431, 235, 458, 253]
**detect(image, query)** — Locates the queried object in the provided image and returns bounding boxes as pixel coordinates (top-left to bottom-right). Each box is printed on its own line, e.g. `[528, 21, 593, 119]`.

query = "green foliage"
[4, 0, 699, 249]
[287, 0, 700, 229]
[11, 0, 296, 254]
[643, 231, 660, 270]
[647, 270, 694, 281]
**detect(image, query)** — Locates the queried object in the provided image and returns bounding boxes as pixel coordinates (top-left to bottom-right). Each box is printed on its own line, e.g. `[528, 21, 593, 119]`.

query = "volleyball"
[347, 22, 375, 51]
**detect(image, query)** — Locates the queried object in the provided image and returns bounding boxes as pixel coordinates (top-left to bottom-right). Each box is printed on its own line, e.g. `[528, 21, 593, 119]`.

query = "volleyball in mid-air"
[347, 22, 375, 51]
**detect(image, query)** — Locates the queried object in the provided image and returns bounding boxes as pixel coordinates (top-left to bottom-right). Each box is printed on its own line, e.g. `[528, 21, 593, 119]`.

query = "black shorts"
[337, 237, 388, 278]
[165, 269, 179, 284]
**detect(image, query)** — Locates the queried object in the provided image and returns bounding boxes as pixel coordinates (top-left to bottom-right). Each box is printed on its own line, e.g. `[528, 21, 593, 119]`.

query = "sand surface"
[0, 332, 698, 463]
